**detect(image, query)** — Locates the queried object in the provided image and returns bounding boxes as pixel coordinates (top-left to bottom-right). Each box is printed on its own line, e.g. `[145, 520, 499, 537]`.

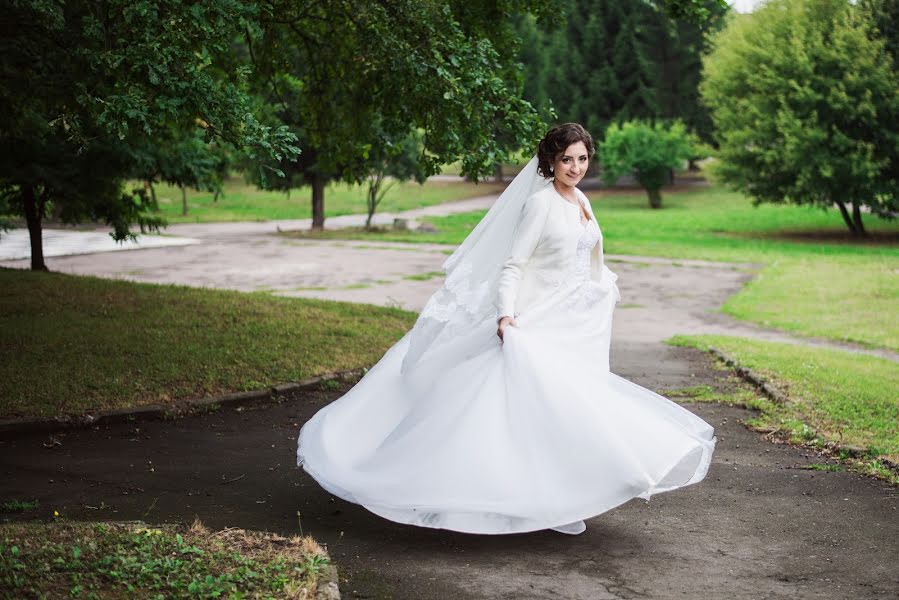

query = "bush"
[598, 119, 693, 208]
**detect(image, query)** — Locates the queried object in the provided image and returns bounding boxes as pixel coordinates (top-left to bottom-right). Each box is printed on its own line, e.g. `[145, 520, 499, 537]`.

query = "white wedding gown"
[297, 193, 716, 535]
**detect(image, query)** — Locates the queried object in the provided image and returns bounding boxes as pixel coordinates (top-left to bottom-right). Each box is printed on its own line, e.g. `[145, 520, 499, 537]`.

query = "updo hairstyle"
[536, 123, 595, 179]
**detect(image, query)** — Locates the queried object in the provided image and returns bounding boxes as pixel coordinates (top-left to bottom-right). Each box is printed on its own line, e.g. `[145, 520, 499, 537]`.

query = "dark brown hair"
[536, 123, 595, 179]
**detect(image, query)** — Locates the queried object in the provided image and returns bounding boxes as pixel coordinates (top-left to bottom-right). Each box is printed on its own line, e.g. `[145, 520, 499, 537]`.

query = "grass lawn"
[666, 334, 899, 481]
[721, 255, 898, 351]
[0, 268, 417, 419]
[150, 176, 504, 224]
[0, 519, 330, 599]
[594, 186, 898, 352]
[295, 184, 898, 257]
[302, 184, 898, 351]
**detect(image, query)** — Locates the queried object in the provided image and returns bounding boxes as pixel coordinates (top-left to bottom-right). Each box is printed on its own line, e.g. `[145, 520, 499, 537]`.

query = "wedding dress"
[297, 157, 716, 535]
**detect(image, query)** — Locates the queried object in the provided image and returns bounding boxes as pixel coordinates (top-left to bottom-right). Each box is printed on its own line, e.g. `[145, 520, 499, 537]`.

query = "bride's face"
[553, 142, 589, 186]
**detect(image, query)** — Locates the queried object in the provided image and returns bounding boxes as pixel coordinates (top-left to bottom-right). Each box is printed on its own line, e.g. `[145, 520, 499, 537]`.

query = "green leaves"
[1, 0, 300, 267]
[245, 0, 548, 226]
[700, 0, 899, 235]
[598, 119, 693, 207]
[515, 0, 728, 142]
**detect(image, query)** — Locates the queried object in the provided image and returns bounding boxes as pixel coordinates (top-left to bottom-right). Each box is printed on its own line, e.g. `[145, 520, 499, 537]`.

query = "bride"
[297, 123, 716, 535]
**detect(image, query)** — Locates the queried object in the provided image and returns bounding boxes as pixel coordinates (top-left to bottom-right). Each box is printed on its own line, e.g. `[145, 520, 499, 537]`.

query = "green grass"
[721, 255, 898, 351]
[0, 520, 330, 599]
[1, 499, 38, 513]
[590, 190, 896, 352]
[279, 213, 484, 246]
[403, 271, 444, 281]
[150, 176, 504, 224]
[305, 184, 898, 258]
[668, 334, 899, 470]
[308, 184, 898, 351]
[0, 268, 416, 419]
[589, 186, 898, 263]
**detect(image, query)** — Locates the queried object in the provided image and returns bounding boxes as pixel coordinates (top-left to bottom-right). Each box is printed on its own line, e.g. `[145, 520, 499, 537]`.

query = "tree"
[598, 119, 693, 208]
[249, 1, 549, 231]
[515, 0, 727, 143]
[0, 127, 162, 270]
[365, 130, 428, 229]
[646, 1, 729, 142]
[858, 0, 899, 66]
[0, 1, 297, 270]
[699, 0, 899, 236]
[131, 127, 230, 217]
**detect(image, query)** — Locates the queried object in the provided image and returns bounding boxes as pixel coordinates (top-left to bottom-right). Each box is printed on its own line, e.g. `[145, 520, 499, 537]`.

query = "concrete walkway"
[0, 194, 499, 259]
[0, 227, 201, 260]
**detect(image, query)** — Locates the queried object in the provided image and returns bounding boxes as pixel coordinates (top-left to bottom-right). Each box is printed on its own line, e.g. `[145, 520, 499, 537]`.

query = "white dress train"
[297, 189, 716, 535]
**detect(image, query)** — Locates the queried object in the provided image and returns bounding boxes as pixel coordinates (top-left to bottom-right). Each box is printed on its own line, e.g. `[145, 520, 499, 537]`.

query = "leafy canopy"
[515, 0, 729, 142]
[699, 0, 899, 234]
[0, 0, 297, 262]
[598, 119, 693, 207]
[244, 0, 555, 229]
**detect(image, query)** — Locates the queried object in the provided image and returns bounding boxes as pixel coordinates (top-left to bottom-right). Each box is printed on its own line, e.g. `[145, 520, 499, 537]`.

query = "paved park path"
[1, 193, 895, 362]
[2, 194, 897, 598]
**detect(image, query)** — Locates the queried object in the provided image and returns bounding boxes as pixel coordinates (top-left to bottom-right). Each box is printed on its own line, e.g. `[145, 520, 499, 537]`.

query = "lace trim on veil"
[401, 156, 550, 373]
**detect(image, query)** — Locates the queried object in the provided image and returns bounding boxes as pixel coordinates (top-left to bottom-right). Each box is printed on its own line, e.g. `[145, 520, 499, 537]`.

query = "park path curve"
[1, 191, 894, 363]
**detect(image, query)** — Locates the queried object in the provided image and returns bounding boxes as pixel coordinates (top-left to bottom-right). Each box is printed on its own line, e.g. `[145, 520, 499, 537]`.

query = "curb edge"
[0, 368, 366, 436]
[705, 345, 899, 474]
[316, 563, 341, 600]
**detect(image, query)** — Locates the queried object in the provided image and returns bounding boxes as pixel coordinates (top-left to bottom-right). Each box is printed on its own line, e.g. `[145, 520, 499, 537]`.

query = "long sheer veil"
[400, 155, 552, 374]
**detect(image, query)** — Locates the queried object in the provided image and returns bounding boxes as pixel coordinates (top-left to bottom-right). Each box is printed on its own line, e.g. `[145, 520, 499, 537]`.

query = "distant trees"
[133, 128, 230, 217]
[700, 0, 899, 236]
[598, 120, 693, 208]
[516, 0, 728, 143]
[365, 130, 428, 229]
[859, 0, 899, 66]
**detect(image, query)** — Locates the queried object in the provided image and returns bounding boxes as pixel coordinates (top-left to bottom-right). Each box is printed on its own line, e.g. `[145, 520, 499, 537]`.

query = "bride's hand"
[497, 316, 517, 341]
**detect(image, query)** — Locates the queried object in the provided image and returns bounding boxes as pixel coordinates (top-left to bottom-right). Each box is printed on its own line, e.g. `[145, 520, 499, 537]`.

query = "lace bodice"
[574, 219, 601, 283]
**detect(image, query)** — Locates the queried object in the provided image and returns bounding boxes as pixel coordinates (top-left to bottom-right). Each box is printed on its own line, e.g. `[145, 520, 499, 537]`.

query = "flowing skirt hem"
[298, 432, 716, 535]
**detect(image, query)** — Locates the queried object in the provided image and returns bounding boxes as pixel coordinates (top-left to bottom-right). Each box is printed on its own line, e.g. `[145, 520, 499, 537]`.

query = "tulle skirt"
[297, 272, 716, 534]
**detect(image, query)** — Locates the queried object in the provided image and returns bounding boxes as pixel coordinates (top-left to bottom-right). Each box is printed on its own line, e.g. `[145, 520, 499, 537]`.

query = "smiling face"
[552, 142, 589, 187]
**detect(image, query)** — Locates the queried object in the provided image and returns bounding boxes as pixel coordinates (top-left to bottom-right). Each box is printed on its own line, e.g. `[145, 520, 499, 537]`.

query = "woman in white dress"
[297, 123, 716, 536]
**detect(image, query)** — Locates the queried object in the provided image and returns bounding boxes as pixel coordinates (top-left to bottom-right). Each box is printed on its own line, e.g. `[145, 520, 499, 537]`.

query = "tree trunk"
[147, 181, 157, 206]
[647, 188, 663, 209]
[851, 202, 867, 237]
[834, 199, 859, 235]
[22, 185, 48, 271]
[311, 174, 325, 231]
[366, 185, 377, 229]
[494, 163, 503, 183]
[180, 186, 188, 216]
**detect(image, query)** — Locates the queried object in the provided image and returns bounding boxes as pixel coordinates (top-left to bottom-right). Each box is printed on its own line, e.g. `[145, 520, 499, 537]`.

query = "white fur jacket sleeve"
[494, 187, 607, 322]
